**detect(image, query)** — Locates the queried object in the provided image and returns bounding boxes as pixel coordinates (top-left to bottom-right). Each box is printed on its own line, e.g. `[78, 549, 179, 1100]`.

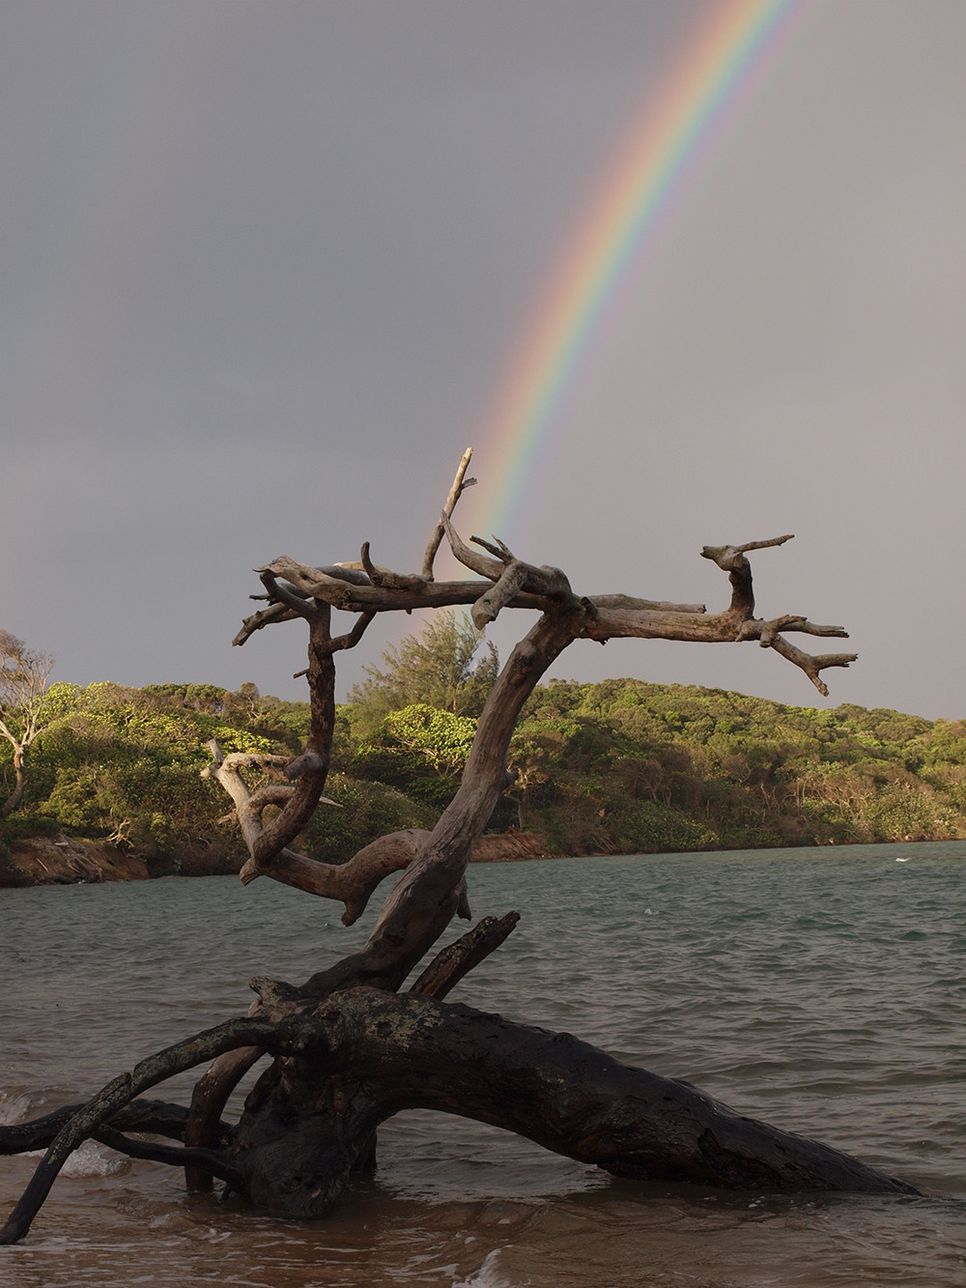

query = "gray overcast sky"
[2, 0, 964, 719]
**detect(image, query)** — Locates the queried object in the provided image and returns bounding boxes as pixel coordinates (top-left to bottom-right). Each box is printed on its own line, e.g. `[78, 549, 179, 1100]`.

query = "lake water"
[1, 842, 964, 1286]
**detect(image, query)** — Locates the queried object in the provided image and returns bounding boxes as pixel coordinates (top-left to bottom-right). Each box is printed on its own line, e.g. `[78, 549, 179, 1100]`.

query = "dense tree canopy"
[2, 670, 963, 871]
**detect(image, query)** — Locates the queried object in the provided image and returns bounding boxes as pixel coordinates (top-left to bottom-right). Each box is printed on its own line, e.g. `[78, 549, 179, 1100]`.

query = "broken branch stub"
[422, 446, 477, 579]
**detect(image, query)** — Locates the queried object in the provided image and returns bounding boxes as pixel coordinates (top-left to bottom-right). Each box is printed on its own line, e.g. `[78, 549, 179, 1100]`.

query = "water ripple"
[1, 840, 964, 1285]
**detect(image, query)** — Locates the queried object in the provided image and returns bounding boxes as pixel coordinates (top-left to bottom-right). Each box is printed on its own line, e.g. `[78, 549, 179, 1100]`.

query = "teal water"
[1, 841, 964, 1286]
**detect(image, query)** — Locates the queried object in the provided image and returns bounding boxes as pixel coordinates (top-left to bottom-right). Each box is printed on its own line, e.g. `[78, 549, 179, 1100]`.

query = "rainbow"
[469, 0, 799, 538]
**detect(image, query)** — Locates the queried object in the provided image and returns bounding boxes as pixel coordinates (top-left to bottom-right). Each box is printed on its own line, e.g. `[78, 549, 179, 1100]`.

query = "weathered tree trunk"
[0, 746, 27, 818]
[3, 451, 910, 1250]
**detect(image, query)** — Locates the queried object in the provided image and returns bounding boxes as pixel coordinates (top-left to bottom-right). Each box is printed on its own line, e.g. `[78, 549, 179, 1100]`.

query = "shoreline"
[0, 830, 554, 889]
[2, 829, 962, 891]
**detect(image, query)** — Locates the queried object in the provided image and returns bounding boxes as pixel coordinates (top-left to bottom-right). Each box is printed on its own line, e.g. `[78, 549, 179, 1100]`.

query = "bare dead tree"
[2, 452, 916, 1248]
[0, 632, 54, 819]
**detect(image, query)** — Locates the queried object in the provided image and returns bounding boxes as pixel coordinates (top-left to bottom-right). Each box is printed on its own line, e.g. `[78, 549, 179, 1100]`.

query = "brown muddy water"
[2, 843, 964, 1286]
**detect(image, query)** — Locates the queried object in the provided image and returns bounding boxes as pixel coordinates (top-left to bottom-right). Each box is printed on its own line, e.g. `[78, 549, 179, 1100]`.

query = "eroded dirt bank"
[0, 830, 551, 889]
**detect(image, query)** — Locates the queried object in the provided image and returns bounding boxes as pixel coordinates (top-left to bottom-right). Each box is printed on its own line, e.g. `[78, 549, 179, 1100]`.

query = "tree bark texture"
[227, 988, 915, 1217]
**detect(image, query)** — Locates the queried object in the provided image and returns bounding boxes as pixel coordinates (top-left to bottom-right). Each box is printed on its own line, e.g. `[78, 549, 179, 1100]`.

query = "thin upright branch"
[422, 447, 476, 578]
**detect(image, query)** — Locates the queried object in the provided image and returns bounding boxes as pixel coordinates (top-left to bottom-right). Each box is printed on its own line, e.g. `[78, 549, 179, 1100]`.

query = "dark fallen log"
[2, 983, 916, 1242]
[229, 987, 917, 1217]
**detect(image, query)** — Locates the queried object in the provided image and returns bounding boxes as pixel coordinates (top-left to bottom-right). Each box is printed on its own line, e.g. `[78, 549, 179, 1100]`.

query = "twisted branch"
[0, 1016, 302, 1245]
[0, 1099, 225, 1153]
[241, 827, 432, 921]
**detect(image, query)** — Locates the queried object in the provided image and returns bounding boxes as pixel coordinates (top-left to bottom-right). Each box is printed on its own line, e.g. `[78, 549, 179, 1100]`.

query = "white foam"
[59, 1139, 131, 1178]
[452, 1248, 514, 1288]
[4, 1089, 129, 1178]
[0, 1090, 33, 1126]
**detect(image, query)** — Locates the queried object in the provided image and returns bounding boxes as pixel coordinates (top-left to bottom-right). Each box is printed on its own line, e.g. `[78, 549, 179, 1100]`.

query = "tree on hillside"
[1, 450, 917, 1248]
[348, 608, 498, 734]
[0, 632, 54, 819]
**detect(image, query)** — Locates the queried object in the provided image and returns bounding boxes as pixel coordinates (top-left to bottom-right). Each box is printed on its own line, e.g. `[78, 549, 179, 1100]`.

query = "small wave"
[0, 1090, 34, 1126]
[22, 1139, 131, 1178]
[452, 1247, 514, 1288]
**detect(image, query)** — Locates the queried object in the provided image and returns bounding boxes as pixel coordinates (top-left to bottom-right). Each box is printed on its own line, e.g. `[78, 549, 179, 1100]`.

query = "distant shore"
[4, 828, 962, 891]
[0, 830, 552, 889]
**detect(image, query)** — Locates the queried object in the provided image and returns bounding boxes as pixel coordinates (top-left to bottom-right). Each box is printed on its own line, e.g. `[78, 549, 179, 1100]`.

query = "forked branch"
[767, 636, 858, 697]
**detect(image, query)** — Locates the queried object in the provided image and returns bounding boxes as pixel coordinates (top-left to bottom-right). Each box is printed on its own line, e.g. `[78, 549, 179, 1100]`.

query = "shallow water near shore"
[2, 841, 964, 1286]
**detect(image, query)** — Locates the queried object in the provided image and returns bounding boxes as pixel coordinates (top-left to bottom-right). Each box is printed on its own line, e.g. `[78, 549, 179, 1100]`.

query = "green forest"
[2, 612, 964, 874]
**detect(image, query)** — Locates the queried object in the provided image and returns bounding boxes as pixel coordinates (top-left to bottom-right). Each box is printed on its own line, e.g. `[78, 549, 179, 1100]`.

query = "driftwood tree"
[0, 451, 917, 1245]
